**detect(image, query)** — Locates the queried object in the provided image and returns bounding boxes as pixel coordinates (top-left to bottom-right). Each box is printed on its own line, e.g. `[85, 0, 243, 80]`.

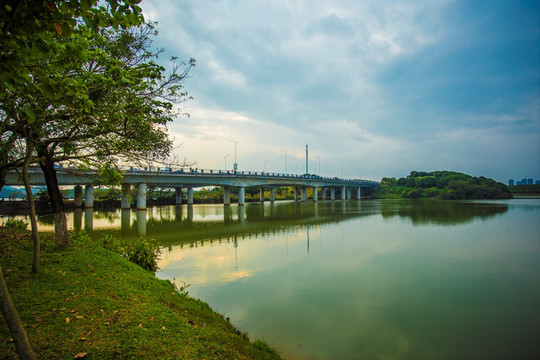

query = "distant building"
[527, 178, 534, 185]
[536, 180, 540, 184]
[509, 179, 515, 186]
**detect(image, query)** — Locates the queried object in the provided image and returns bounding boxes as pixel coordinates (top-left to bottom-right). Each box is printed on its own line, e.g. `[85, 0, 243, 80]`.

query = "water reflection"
[7, 199, 538, 359]
[380, 199, 508, 225]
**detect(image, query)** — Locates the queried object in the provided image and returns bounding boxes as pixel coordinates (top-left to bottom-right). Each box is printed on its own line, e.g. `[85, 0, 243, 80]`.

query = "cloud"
[141, 0, 540, 182]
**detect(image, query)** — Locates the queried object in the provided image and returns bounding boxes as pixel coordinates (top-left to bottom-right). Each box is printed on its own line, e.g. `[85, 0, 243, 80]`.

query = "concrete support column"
[223, 187, 231, 205]
[136, 183, 146, 210]
[259, 188, 265, 202]
[270, 188, 275, 202]
[294, 187, 299, 201]
[301, 187, 308, 202]
[238, 187, 245, 205]
[121, 183, 131, 209]
[348, 188, 352, 200]
[331, 187, 336, 200]
[84, 185, 94, 208]
[313, 187, 318, 202]
[357, 187, 362, 200]
[175, 188, 183, 205]
[84, 209, 93, 231]
[321, 188, 327, 200]
[341, 186, 347, 200]
[187, 188, 194, 205]
[74, 185, 83, 208]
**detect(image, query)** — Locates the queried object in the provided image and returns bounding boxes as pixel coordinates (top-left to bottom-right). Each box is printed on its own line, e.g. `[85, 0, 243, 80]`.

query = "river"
[4, 199, 540, 359]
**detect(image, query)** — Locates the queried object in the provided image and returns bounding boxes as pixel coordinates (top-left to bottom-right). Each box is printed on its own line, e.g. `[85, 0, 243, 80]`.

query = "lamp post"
[340, 161, 343, 178]
[263, 160, 269, 172]
[316, 156, 321, 176]
[224, 154, 229, 170]
[230, 140, 238, 171]
[280, 149, 287, 174]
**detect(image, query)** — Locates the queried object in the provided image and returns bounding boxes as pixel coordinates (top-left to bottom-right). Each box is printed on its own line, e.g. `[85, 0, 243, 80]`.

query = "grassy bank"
[0, 228, 282, 359]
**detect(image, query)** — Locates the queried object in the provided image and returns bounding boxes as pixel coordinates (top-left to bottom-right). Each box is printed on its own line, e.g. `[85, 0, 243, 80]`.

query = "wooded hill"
[374, 171, 512, 200]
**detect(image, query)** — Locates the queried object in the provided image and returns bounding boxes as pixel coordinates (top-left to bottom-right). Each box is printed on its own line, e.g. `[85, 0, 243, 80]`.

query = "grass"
[0, 228, 282, 359]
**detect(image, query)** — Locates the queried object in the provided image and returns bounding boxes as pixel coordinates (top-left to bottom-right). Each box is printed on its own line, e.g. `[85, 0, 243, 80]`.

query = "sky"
[140, 0, 540, 183]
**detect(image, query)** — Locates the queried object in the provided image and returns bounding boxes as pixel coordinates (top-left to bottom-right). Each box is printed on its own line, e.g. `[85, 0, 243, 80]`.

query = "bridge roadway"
[5, 168, 378, 209]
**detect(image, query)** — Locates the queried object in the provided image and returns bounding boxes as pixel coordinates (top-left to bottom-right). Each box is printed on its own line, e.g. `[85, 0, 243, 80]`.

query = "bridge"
[5, 167, 378, 209]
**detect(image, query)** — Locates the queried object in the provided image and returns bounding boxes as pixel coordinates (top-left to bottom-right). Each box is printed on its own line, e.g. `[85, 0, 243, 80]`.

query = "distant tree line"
[508, 184, 540, 195]
[374, 171, 512, 200]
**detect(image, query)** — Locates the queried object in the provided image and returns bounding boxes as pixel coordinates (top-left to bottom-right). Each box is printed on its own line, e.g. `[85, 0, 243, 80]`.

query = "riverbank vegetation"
[509, 184, 540, 197]
[0, 227, 281, 359]
[373, 171, 512, 200]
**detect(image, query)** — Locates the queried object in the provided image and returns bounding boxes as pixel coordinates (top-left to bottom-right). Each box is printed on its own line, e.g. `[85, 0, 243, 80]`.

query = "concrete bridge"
[5, 167, 378, 209]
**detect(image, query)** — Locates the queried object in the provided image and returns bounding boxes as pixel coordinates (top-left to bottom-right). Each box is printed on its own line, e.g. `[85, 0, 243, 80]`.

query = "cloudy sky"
[140, 0, 539, 182]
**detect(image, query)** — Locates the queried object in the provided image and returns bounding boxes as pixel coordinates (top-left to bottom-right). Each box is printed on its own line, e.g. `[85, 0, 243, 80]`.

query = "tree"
[1, 0, 144, 193]
[2, 3, 194, 247]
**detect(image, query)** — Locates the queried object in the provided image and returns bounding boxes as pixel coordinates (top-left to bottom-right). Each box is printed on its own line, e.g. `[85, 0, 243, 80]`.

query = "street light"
[230, 140, 238, 171]
[263, 160, 269, 172]
[316, 156, 321, 176]
[224, 154, 229, 170]
[280, 149, 287, 174]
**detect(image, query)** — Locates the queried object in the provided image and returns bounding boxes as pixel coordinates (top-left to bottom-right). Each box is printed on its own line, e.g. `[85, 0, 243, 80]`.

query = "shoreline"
[0, 228, 283, 359]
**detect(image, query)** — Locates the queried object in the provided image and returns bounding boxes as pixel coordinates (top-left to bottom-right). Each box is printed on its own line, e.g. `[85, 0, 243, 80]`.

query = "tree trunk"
[22, 141, 40, 273]
[0, 266, 35, 360]
[37, 147, 69, 248]
[0, 167, 6, 194]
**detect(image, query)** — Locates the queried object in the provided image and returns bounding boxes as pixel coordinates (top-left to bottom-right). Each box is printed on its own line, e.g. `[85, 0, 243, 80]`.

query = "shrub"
[69, 231, 91, 245]
[123, 237, 161, 273]
[2, 218, 28, 229]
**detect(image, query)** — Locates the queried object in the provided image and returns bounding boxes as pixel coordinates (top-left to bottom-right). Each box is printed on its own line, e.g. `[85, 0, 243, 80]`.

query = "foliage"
[509, 184, 540, 195]
[68, 230, 91, 246]
[1, 218, 27, 229]
[374, 171, 512, 200]
[122, 237, 161, 273]
[1, 10, 194, 246]
[101, 234, 161, 272]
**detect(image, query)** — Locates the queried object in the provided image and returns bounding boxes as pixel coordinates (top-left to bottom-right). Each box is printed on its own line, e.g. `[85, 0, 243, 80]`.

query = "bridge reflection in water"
[68, 200, 508, 248]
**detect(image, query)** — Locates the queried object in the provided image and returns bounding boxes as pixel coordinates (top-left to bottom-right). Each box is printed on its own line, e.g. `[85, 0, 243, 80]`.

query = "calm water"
[6, 199, 540, 359]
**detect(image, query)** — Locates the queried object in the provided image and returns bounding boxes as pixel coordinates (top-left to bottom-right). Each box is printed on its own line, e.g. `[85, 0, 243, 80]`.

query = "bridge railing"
[121, 167, 377, 185]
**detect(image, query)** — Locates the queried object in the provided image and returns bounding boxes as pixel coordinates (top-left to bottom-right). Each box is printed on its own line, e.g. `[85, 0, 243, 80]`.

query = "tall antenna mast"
[305, 144, 309, 174]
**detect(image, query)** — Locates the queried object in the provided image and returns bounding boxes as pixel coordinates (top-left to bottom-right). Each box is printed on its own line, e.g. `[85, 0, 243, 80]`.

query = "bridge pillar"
[121, 183, 131, 209]
[84, 185, 94, 208]
[259, 188, 265, 202]
[137, 183, 146, 210]
[347, 188, 352, 200]
[321, 187, 326, 200]
[341, 186, 347, 200]
[356, 187, 361, 200]
[238, 187, 245, 205]
[330, 187, 335, 200]
[301, 187, 308, 202]
[313, 187, 318, 202]
[294, 187, 299, 201]
[223, 187, 231, 205]
[270, 188, 275, 202]
[74, 185, 83, 208]
[84, 209, 93, 231]
[175, 188, 183, 205]
[187, 188, 194, 205]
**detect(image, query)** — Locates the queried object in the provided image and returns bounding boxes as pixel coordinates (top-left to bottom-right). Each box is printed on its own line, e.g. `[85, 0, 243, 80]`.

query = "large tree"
[1, 2, 195, 247]
[1, 0, 145, 192]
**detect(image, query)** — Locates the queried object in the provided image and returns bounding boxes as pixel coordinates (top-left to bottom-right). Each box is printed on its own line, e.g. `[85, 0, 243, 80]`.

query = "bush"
[69, 231, 91, 245]
[2, 218, 28, 229]
[123, 238, 161, 273]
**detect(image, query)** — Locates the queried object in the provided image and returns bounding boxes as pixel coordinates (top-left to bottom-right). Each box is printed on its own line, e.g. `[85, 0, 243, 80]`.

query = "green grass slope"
[0, 229, 282, 360]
